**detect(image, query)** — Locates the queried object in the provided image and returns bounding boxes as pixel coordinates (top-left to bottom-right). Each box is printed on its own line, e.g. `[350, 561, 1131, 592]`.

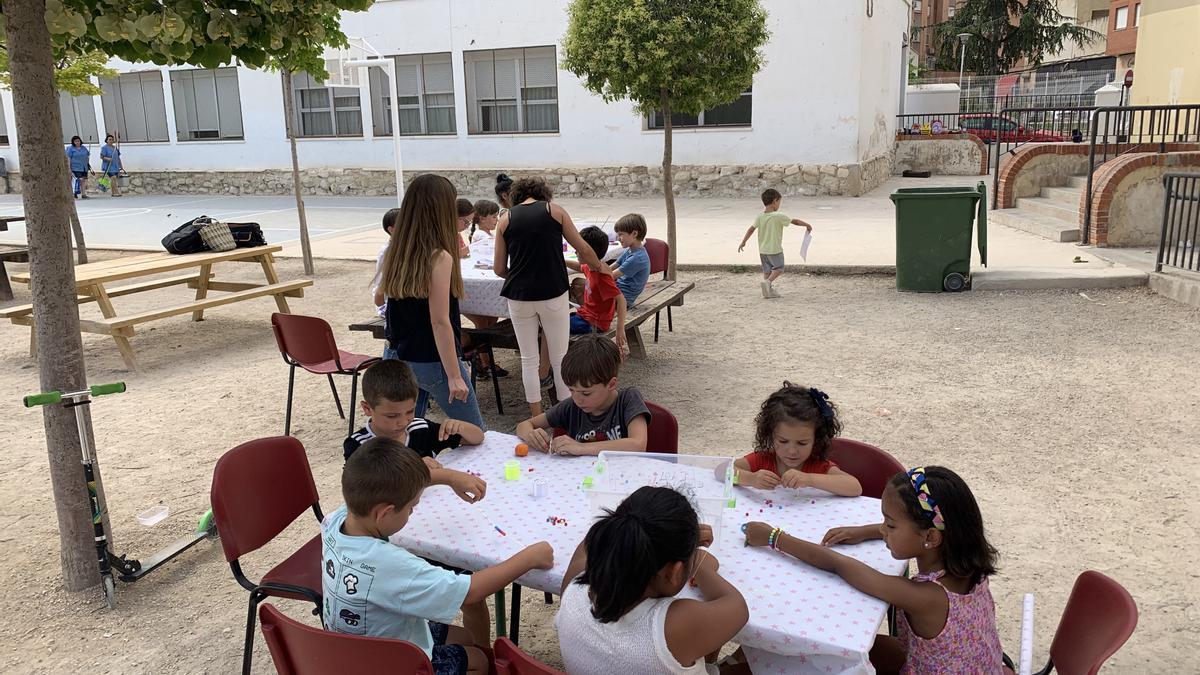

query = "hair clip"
[907, 467, 946, 531]
[808, 388, 834, 420]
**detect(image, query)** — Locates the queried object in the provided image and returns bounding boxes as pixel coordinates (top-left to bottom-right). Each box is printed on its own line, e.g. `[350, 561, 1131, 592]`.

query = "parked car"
[957, 114, 1066, 143]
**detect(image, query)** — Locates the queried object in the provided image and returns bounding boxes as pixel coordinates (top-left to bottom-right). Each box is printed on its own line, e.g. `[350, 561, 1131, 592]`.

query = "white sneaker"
[768, 286, 781, 298]
[760, 281, 770, 298]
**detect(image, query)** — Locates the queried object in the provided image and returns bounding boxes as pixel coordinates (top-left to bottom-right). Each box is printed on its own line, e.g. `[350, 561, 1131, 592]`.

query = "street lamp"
[957, 32, 972, 95]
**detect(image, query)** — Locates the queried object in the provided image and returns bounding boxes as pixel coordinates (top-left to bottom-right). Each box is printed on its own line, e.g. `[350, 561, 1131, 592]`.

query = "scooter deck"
[116, 530, 213, 582]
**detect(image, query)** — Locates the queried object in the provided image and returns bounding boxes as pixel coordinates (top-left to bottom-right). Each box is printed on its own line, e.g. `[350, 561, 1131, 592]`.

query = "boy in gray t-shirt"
[515, 335, 651, 456]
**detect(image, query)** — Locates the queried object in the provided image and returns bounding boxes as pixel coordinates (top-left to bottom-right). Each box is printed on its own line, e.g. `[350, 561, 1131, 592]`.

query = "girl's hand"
[614, 333, 628, 360]
[781, 469, 812, 490]
[821, 525, 879, 547]
[698, 524, 714, 548]
[746, 470, 781, 490]
[743, 521, 775, 548]
[447, 373, 469, 402]
[695, 551, 720, 577]
[422, 457, 443, 471]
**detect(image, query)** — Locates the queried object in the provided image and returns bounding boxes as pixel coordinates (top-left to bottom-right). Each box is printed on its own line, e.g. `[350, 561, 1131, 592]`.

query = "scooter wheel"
[196, 508, 218, 539]
[103, 575, 117, 610]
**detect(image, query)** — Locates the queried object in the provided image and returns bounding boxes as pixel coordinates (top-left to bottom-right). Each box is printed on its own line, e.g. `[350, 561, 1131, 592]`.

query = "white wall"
[2, 0, 909, 173]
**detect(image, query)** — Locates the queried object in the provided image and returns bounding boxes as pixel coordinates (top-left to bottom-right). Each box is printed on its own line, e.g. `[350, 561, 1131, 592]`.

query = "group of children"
[324, 331, 1004, 674]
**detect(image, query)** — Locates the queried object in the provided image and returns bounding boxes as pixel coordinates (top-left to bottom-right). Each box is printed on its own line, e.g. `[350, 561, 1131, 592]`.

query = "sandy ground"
[0, 253, 1197, 674]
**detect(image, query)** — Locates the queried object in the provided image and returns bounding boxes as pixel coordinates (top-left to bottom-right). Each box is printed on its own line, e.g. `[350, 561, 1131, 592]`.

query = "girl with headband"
[744, 466, 1003, 673]
[732, 382, 863, 496]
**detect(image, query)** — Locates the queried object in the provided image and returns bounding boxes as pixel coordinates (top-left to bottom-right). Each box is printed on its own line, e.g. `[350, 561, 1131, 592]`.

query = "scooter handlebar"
[23, 392, 62, 407]
[23, 382, 125, 407]
[91, 382, 126, 397]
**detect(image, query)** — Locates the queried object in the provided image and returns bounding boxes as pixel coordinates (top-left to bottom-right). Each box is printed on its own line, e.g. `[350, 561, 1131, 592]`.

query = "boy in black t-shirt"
[515, 335, 650, 456]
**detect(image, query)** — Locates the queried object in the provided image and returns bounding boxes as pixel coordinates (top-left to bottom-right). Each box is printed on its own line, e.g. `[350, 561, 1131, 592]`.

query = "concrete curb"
[676, 263, 896, 275]
[972, 267, 1148, 291]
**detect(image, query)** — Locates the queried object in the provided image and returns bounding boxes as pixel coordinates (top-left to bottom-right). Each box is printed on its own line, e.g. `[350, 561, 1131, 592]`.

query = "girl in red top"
[733, 383, 863, 496]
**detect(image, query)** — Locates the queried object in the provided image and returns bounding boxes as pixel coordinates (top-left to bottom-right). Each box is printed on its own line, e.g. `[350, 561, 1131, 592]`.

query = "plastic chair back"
[645, 401, 679, 454]
[494, 637, 564, 675]
[828, 439, 905, 499]
[259, 603, 434, 675]
[271, 312, 340, 368]
[644, 238, 669, 278]
[1048, 571, 1138, 675]
[210, 436, 321, 563]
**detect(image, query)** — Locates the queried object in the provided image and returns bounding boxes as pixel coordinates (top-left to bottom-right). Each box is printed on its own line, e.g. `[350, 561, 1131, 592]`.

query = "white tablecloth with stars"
[391, 432, 905, 674]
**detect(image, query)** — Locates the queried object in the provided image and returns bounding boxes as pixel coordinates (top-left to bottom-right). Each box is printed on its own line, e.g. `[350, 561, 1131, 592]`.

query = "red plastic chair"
[271, 312, 380, 436]
[211, 437, 325, 675]
[494, 637, 564, 675]
[259, 603, 434, 675]
[1030, 571, 1138, 675]
[828, 438, 905, 499]
[643, 238, 674, 342]
[645, 400, 679, 454]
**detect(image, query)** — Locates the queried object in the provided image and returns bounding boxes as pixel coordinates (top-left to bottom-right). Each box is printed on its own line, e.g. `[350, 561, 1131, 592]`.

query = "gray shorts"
[760, 253, 785, 273]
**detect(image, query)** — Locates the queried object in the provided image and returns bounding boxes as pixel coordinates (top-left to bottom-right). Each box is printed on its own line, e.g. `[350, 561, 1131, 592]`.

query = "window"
[648, 88, 753, 129]
[368, 53, 456, 136]
[1135, 3, 1140, 26]
[59, 93, 99, 144]
[100, 71, 170, 142]
[948, 4, 956, 17]
[913, 0, 921, 11]
[291, 71, 362, 137]
[1115, 5, 1128, 29]
[0, 98, 7, 145]
[464, 46, 559, 134]
[170, 68, 244, 141]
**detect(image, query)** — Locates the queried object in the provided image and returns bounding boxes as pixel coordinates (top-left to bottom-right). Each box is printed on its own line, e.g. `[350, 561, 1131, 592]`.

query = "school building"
[0, 0, 912, 198]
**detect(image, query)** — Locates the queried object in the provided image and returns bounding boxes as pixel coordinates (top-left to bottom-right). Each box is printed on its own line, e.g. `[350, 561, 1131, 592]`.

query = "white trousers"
[507, 292, 571, 404]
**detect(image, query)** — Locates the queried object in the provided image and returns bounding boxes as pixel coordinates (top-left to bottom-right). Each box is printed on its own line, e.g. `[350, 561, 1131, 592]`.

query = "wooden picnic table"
[349, 279, 694, 360]
[0, 215, 28, 302]
[1, 245, 311, 370]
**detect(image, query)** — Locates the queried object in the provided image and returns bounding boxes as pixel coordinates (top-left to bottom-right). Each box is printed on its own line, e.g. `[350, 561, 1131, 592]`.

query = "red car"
[956, 114, 1066, 143]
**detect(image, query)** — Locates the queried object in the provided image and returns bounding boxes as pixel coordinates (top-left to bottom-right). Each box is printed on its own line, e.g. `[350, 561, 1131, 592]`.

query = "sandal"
[491, 363, 509, 378]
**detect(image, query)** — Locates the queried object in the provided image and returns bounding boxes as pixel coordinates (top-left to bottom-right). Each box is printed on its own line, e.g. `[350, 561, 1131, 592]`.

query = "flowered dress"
[897, 570, 1004, 674]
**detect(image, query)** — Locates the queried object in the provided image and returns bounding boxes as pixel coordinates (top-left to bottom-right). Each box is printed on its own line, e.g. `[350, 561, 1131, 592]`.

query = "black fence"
[988, 106, 1097, 207]
[1156, 173, 1200, 274]
[1084, 105, 1200, 243]
[897, 112, 993, 166]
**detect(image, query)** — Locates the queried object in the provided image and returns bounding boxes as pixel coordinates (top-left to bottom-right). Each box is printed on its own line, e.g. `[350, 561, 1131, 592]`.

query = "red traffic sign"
[1123, 69, 1134, 88]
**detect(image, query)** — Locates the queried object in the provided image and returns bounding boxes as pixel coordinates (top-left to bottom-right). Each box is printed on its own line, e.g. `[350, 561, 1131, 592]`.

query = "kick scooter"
[24, 382, 217, 609]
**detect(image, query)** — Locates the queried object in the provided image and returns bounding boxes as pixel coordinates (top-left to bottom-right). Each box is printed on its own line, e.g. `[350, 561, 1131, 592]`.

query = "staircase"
[990, 174, 1086, 242]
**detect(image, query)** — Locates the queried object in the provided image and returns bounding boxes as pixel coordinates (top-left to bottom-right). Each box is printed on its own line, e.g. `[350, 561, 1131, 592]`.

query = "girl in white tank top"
[553, 486, 749, 675]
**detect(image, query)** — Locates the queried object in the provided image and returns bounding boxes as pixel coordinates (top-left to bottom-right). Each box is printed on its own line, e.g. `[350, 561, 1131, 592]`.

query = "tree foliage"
[0, 47, 115, 95]
[562, 0, 768, 116]
[934, 0, 1104, 75]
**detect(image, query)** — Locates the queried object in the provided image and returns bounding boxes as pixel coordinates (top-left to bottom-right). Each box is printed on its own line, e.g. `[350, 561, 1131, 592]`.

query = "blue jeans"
[569, 312, 598, 334]
[383, 346, 486, 429]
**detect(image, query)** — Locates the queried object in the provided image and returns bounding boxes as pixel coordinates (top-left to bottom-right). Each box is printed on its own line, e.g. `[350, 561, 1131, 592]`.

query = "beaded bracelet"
[767, 527, 782, 551]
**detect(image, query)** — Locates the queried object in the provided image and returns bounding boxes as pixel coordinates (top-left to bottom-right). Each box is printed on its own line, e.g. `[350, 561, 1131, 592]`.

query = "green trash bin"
[889, 181, 988, 292]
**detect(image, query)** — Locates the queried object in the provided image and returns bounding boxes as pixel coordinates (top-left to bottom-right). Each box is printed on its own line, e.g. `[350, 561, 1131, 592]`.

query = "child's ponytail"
[576, 486, 700, 623]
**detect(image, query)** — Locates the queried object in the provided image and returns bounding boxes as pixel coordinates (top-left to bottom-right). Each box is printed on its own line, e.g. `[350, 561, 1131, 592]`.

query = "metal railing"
[960, 93, 1095, 114]
[1156, 173, 1200, 274]
[989, 106, 1097, 207]
[1084, 105, 1200, 243]
[896, 112, 993, 166]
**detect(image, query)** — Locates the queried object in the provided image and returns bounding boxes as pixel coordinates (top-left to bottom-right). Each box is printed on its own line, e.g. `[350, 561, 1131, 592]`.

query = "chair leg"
[327, 374, 345, 419]
[510, 583, 522, 646]
[654, 311, 661, 342]
[494, 588, 506, 638]
[544, 591, 553, 605]
[488, 345, 503, 415]
[347, 371, 360, 436]
[667, 306, 673, 332]
[242, 589, 262, 675]
[284, 365, 296, 436]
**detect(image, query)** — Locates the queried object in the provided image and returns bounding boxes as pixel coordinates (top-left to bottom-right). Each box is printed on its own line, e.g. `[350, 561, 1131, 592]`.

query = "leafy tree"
[933, 0, 1103, 75]
[0, 48, 115, 95]
[1, 0, 369, 592]
[563, 0, 768, 279]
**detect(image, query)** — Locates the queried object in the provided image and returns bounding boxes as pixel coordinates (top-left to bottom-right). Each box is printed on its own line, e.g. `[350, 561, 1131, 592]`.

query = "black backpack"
[161, 217, 211, 254]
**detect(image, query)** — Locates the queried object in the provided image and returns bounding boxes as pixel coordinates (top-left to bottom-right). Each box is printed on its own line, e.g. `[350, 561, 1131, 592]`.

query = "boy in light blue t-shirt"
[610, 213, 651, 308]
[323, 437, 554, 674]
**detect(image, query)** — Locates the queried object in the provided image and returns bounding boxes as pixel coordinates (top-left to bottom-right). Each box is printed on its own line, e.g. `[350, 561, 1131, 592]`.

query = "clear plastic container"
[587, 452, 734, 544]
[137, 504, 170, 526]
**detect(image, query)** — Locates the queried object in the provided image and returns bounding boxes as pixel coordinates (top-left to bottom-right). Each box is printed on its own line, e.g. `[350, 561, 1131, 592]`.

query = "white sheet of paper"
[799, 230, 813, 261]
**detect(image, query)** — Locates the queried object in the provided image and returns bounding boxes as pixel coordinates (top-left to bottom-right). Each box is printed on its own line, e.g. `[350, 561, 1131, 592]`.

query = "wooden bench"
[3, 245, 311, 370]
[0, 246, 29, 302]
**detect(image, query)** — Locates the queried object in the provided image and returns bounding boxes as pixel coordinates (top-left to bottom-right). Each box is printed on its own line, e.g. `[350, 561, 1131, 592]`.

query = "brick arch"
[995, 144, 1091, 209]
[1082, 151, 1200, 246]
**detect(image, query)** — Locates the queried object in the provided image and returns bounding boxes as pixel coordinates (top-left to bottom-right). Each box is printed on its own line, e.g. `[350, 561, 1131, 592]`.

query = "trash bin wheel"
[943, 272, 967, 292]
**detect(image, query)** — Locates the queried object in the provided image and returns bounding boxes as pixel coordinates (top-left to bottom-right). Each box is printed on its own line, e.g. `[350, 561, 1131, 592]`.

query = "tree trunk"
[660, 88, 678, 280]
[5, 0, 111, 591]
[281, 70, 315, 276]
[68, 198, 88, 264]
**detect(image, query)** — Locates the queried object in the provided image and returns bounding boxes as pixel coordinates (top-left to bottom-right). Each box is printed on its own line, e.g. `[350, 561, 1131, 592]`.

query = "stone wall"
[1088, 151, 1200, 246]
[102, 162, 882, 199]
[893, 135, 987, 176]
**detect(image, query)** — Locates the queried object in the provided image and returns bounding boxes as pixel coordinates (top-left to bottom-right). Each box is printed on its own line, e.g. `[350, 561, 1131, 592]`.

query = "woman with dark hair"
[99, 134, 123, 197]
[376, 173, 486, 428]
[65, 136, 90, 199]
[493, 176, 610, 416]
[494, 173, 514, 211]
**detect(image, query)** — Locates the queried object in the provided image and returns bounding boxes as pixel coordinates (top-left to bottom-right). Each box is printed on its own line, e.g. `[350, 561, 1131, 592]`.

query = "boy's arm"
[737, 225, 756, 252]
[613, 294, 628, 357]
[515, 413, 553, 452]
[791, 218, 814, 232]
[564, 259, 583, 272]
[465, 542, 554, 605]
[552, 414, 648, 455]
[437, 419, 484, 446]
[429, 467, 486, 503]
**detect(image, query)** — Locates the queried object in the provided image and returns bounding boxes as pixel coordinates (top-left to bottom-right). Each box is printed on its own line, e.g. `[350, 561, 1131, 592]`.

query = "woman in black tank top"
[493, 177, 610, 416]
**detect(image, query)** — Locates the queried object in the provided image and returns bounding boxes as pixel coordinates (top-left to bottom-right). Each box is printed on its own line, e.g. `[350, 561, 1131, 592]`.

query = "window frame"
[1115, 5, 1129, 30]
[370, 52, 458, 137]
[464, 45, 560, 135]
[291, 70, 363, 138]
[99, 70, 170, 143]
[646, 87, 753, 130]
[169, 67, 245, 142]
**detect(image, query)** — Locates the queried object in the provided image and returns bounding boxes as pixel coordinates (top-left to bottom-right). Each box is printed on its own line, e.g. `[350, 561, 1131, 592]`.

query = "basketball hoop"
[323, 36, 378, 86]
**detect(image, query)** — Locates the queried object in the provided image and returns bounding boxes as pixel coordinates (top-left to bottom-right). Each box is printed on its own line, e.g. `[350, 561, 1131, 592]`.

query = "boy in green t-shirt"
[738, 188, 814, 298]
